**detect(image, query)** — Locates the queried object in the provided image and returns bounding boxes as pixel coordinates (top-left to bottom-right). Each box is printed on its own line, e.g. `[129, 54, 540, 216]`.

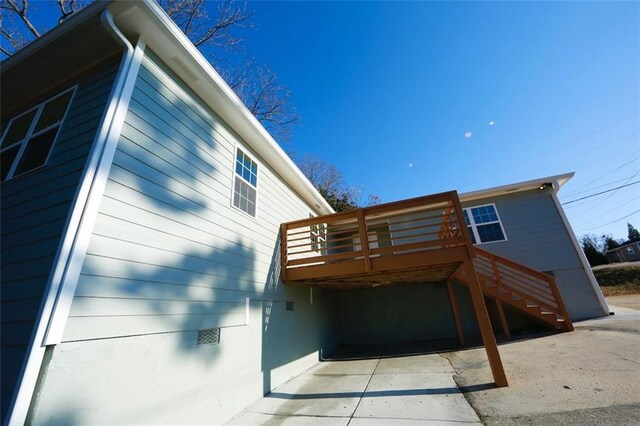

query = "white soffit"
[459, 172, 575, 203]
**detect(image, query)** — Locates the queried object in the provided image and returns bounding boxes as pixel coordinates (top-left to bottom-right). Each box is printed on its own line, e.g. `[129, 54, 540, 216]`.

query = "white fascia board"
[111, 0, 334, 215]
[459, 172, 575, 203]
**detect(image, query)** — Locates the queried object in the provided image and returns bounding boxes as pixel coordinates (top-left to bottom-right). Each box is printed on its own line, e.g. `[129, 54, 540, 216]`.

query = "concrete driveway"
[442, 298, 640, 425]
[228, 343, 482, 425]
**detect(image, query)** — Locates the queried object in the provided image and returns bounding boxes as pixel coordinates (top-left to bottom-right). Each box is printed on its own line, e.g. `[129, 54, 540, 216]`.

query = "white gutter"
[550, 180, 611, 316]
[6, 11, 145, 425]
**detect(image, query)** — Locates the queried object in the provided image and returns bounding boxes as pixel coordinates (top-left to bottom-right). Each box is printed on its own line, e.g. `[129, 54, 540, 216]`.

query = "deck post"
[495, 301, 511, 338]
[356, 209, 371, 272]
[280, 223, 288, 282]
[464, 259, 509, 387]
[446, 279, 465, 346]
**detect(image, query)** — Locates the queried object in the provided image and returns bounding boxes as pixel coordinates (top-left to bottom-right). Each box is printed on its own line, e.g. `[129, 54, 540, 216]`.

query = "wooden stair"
[455, 248, 574, 332]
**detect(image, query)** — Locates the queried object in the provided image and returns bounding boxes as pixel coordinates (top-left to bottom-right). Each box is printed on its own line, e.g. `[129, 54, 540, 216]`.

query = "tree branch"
[5, 0, 39, 38]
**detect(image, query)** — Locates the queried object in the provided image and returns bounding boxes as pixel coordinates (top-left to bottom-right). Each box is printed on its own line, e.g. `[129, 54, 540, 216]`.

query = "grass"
[593, 264, 640, 296]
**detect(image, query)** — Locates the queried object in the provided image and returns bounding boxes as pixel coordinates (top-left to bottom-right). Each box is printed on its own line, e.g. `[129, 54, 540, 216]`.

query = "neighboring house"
[0, 1, 608, 424]
[606, 242, 640, 263]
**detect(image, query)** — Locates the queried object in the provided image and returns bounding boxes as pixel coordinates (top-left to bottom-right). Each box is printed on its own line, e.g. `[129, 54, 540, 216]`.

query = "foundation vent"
[286, 301, 295, 311]
[197, 328, 220, 345]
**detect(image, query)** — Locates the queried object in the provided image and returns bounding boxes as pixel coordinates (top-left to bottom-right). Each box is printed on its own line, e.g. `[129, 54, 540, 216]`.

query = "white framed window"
[463, 203, 507, 245]
[626, 246, 636, 255]
[1, 87, 76, 182]
[232, 147, 258, 217]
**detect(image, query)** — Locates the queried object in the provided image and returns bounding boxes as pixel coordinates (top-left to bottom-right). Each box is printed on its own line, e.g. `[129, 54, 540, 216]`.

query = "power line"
[575, 209, 640, 233]
[457, 113, 640, 191]
[510, 129, 640, 183]
[566, 168, 640, 218]
[563, 174, 638, 199]
[562, 149, 640, 198]
[577, 195, 640, 225]
[577, 169, 640, 210]
[562, 180, 640, 205]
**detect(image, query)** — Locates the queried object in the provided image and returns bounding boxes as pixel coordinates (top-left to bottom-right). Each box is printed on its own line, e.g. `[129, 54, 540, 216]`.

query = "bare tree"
[297, 155, 380, 212]
[161, 0, 251, 50]
[221, 59, 299, 141]
[1, 0, 299, 141]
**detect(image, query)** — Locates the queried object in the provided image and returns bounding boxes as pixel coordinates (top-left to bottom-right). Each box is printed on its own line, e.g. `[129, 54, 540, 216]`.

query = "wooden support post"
[496, 301, 511, 338]
[464, 259, 509, 387]
[356, 209, 371, 272]
[446, 279, 465, 346]
[280, 223, 288, 282]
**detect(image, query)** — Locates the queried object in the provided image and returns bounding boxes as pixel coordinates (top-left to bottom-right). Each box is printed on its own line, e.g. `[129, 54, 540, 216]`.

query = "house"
[606, 242, 640, 263]
[0, 1, 608, 424]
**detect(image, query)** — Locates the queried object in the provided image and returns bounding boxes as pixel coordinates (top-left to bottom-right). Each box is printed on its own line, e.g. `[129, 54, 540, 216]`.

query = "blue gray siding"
[0, 60, 120, 419]
[29, 51, 338, 425]
[461, 189, 604, 320]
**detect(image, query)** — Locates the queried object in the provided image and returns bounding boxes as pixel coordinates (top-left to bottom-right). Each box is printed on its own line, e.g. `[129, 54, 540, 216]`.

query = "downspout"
[6, 10, 143, 426]
[550, 181, 611, 316]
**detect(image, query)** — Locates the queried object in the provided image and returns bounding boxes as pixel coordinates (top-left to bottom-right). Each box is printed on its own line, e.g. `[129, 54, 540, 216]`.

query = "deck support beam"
[464, 259, 509, 387]
[496, 301, 511, 338]
[446, 279, 465, 346]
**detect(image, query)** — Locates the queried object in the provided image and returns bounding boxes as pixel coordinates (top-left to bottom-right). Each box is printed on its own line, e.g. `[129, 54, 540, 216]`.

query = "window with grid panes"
[232, 148, 258, 217]
[1, 88, 75, 181]
[463, 204, 507, 244]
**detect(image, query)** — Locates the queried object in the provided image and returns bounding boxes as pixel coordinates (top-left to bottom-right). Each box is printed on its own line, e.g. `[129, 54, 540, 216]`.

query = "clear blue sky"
[22, 1, 640, 240]
[241, 1, 639, 240]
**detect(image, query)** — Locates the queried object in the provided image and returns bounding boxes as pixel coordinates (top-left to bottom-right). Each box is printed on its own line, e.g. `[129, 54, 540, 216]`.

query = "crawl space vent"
[286, 301, 295, 311]
[197, 328, 220, 345]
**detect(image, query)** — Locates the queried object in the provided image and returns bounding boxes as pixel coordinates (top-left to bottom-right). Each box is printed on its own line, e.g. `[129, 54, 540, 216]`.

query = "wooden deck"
[280, 191, 474, 288]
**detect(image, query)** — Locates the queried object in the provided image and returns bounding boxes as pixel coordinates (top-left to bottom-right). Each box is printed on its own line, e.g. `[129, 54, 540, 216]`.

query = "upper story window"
[232, 147, 258, 217]
[1, 88, 75, 182]
[463, 203, 507, 245]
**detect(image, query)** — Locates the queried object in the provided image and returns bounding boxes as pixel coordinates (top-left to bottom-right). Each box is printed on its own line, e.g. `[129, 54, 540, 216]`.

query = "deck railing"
[456, 247, 574, 331]
[280, 191, 473, 282]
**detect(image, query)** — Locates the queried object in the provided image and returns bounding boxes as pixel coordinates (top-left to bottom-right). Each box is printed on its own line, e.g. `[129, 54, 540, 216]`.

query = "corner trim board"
[5, 15, 145, 426]
[550, 185, 610, 316]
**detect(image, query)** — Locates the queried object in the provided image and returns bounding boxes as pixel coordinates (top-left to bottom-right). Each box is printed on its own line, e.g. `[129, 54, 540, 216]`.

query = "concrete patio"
[228, 343, 482, 425]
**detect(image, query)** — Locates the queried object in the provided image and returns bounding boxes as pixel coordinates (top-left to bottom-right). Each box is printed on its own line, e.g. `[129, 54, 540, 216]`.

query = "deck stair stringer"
[454, 247, 574, 332]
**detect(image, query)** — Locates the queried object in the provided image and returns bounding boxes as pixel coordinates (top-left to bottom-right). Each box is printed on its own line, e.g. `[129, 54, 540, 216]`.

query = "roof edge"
[459, 172, 575, 202]
[120, 0, 334, 214]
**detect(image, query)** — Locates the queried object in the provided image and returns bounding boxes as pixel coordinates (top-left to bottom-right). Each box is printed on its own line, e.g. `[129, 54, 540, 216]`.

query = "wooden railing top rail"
[475, 248, 555, 282]
[282, 191, 459, 229]
[470, 247, 573, 328]
[281, 191, 473, 282]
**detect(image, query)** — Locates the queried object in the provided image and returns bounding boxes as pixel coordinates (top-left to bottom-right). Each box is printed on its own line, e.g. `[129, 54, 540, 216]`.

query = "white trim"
[230, 144, 260, 219]
[550, 186, 610, 316]
[1, 86, 77, 181]
[123, 0, 334, 215]
[460, 172, 574, 203]
[5, 14, 145, 426]
[2, 0, 335, 215]
[463, 203, 508, 245]
[43, 44, 146, 345]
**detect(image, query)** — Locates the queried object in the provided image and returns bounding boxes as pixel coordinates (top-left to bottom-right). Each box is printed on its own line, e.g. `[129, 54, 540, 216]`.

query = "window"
[1, 88, 75, 181]
[627, 246, 636, 255]
[232, 148, 258, 217]
[463, 204, 507, 244]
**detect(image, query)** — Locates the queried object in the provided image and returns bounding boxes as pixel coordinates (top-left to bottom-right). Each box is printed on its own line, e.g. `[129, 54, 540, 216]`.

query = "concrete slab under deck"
[227, 342, 482, 425]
